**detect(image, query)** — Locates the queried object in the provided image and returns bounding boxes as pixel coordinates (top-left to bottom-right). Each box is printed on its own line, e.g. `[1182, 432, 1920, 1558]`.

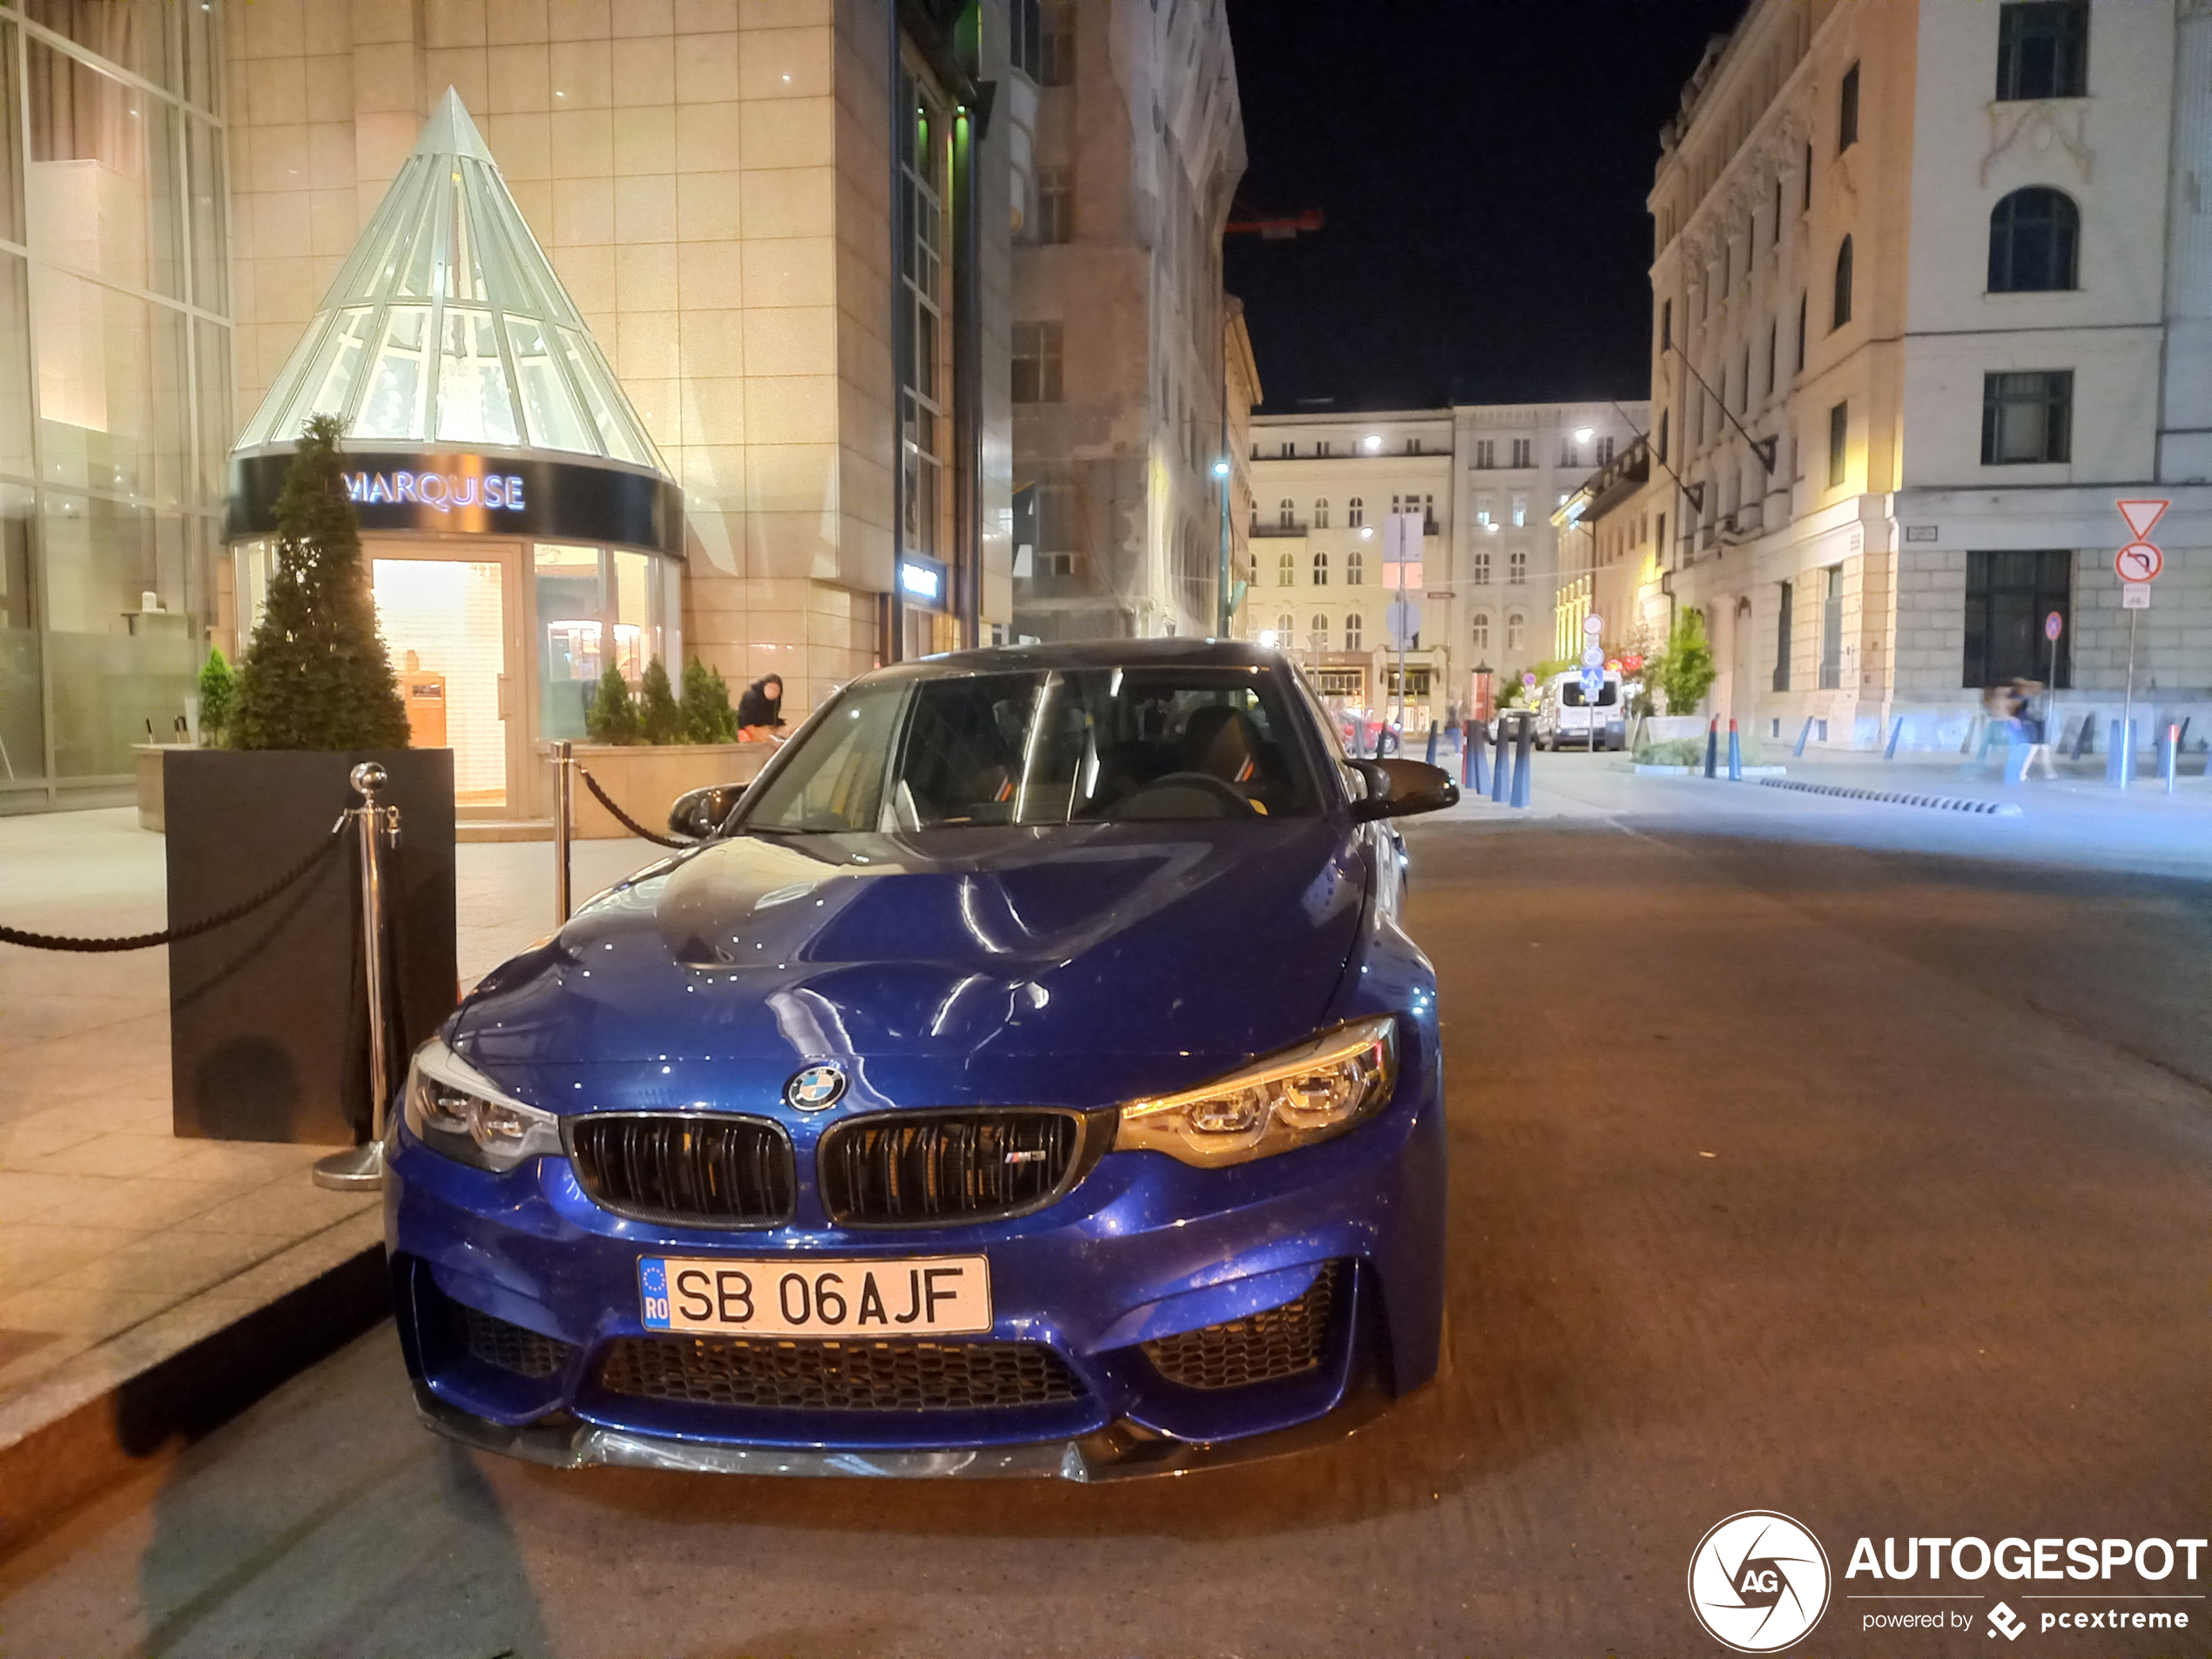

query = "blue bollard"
[1703, 717, 1718, 779]
[1467, 722, 1488, 794]
[1424, 725, 1438, 766]
[1794, 717, 1814, 757]
[2107, 719, 2133, 786]
[2163, 724, 2180, 794]
[1510, 715, 1534, 808]
[1885, 715, 1904, 760]
[1727, 719, 1743, 781]
[1490, 723, 1512, 804]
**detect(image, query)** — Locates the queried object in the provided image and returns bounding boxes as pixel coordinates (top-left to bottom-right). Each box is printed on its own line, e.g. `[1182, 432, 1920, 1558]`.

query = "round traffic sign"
[2045, 610, 2063, 642]
[1581, 644, 1605, 669]
[1582, 614, 1604, 637]
[2116, 542, 2163, 583]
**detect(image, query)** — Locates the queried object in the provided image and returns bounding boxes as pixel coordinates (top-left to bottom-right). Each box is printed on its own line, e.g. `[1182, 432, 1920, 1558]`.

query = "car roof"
[874, 637, 1291, 680]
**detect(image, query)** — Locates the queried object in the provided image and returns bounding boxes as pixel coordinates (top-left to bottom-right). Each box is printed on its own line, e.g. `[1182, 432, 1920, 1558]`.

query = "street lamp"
[1575, 425, 1594, 443]
[1361, 434, 1383, 453]
[1212, 459, 1230, 478]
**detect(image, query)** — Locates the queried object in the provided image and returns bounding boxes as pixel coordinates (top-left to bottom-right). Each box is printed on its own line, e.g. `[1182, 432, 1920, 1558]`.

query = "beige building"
[1598, 0, 2212, 752]
[1008, 0, 1247, 644]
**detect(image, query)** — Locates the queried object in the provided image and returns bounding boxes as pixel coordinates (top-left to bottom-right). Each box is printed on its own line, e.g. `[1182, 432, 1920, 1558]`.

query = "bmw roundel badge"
[784, 1062, 848, 1111]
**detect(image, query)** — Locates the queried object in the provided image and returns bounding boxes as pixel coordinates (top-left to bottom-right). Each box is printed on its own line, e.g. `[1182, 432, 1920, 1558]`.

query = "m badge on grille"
[784, 1062, 847, 1111]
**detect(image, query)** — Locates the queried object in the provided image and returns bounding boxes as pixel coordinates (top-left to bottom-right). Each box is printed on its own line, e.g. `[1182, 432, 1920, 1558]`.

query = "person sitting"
[736, 674, 786, 742]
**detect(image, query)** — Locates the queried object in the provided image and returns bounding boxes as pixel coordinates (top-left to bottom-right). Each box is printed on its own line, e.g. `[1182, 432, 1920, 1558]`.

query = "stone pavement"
[0, 808, 659, 1467]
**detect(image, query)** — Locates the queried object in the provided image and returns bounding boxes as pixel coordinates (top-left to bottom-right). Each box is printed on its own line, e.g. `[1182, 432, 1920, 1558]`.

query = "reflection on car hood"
[454, 819, 1367, 1072]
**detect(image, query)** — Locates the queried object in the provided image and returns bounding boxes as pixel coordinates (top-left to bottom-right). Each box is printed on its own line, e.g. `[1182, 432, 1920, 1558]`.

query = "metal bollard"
[2164, 723, 2180, 794]
[1490, 719, 1513, 804]
[1510, 713, 1534, 808]
[1794, 718, 1815, 758]
[1704, 716, 1719, 779]
[2107, 718, 2134, 789]
[1424, 725, 1438, 766]
[314, 763, 402, 1192]
[1727, 718, 1743, 782]
[1467, 721, 1489, 795]
[1885, 715, 1905, 760]
[553, 738, 575, 924]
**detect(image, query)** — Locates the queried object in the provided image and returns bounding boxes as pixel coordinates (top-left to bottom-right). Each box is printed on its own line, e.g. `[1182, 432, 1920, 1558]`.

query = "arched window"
[1507, 612, 1526, 652]
[1276, 611, 1293, 643]
[1472, 612, 1491, 651]
[1278, 497, 1295, 529]
[1831, 234, 1853, 329]
[1312, 550, 1329, 585]
[1508, 549, 1527, 585]
[1345, 546, 1364, 585]
[1988, 187, 2080, 292]
[1312, 498, 1330, 529]
[1347, 496, 1364, 527]
[1345, 613, 1363, 651]
[1278, 550, 1296, 586]
[1308, 613, 1329, 657]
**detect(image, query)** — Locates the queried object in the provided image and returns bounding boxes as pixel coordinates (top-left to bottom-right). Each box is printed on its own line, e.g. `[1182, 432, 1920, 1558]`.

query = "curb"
[0, 1216, 389, 1562]
[1758, 778, 2024, 816]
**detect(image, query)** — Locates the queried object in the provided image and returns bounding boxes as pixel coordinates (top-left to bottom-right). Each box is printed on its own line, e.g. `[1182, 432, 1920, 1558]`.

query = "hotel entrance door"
[369, 543, 526, 814]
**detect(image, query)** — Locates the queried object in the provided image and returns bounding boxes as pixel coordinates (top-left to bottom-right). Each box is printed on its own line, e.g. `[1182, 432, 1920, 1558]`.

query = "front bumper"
[385, 1064, 1446, 1473]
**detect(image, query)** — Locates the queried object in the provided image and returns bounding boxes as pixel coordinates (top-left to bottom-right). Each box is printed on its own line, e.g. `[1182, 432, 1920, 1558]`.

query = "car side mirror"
[668, 783, 748, 840]
[1347, 758, 1460, 822]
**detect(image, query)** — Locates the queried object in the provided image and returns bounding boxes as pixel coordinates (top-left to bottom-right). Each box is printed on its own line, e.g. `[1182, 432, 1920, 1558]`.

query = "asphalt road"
[4, 767, 2209, 1658]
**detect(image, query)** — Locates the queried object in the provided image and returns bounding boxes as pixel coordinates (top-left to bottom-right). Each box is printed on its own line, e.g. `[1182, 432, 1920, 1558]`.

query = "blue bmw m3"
[387, 638, 1457, 1480]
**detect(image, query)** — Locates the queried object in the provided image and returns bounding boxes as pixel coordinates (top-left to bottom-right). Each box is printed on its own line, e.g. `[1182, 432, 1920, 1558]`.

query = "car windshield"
[740, 665, 1320, 833]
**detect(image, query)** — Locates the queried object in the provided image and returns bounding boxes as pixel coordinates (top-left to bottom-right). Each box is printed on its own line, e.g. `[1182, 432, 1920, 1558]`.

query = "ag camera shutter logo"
[1688, 1511, 1831, 1652]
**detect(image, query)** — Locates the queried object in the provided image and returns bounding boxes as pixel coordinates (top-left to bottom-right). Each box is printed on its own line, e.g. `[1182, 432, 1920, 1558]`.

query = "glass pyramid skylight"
[234, 90, 665, 474]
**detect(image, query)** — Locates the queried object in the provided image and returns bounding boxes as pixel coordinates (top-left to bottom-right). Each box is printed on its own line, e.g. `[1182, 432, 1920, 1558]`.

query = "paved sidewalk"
[0, 808, 658, 1487]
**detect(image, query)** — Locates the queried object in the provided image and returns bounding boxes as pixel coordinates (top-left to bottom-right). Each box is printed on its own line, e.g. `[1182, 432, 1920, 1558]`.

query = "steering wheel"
[1110, 772, 1255, 819]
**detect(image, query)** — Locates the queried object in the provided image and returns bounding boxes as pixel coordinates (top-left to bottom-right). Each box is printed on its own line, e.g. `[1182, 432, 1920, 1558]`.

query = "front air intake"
[569, 1113, 796, 1228]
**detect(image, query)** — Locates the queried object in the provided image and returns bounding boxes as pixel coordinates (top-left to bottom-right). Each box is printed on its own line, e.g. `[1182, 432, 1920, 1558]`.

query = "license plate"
[637, 1255, 993, 1339]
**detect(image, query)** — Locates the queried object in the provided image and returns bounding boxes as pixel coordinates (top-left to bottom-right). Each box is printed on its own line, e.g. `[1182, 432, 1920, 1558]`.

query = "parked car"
[1534, 669, 1628, 751]
[387, 639, 1456, 1480]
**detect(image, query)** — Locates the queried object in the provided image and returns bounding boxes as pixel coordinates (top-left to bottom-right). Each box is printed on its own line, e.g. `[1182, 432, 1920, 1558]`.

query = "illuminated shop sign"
[343, 469, 526, 511]
[227, 448, 685, 558]
[900, 556, 946, 604]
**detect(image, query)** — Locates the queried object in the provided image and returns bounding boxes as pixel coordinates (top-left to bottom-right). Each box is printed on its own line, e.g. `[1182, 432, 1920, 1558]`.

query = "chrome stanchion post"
[553, 738, 574, 925]
[314, 762, 400, 1192]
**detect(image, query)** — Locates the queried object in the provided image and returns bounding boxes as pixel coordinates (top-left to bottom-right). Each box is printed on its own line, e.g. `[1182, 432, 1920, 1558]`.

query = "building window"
[1997, 1, 2088, 101]
[1803, 141, 1813, 211]
[1982, 370, 2073, 464]
[1832, 235, 1853, 329]
[1034, 483, 1077, 577]
[1773, 175, 1783, 245]
[1345, 613, 1363, 651]
[1278, 549, 1296, 585]
[1507, 612, 1526, 652]
[1034, 167, 1074, 244]
[1510, 437, 1532, 468]
[1312, 550, 1329, 585]
[1278, 497, 1295, 529]
[1347, 496, 1364, 527]
[1597, 435, 1615, 465]
[1010, 0, 1042, 79]
[1838, 63, 1860, 151]
[1508, 549, 1527, 585]
[1988, 187, 2080, 292]
[1511, 495, 1527, 528]
[1473, 549, 1491, 584]
[1406, 437, 1421, 455]
[1038, 1, 1076, 86]
[1766, 320, 1777, 395]
[1657, 408, 1669, 462]
[1474, 496, 1492, 525]
[1818, 564, 1844, 690]
[900, 67, 951, 574]
[1661, 298, 1672, 350]
[1346, 546, 1364, 585]
[1828, 401, 1849, 486]
[1308, 613, 1328, 657]
[1797, 292, 1808, 371]
[1775, 578, 1793, 691]
[1472, 612, 1490, 651]
[1011, 320, 1062, 401]
[1965, 550, 2073, 687]
[1278, 442, 1293, 458]
[1475, 439, 1495, 469]
[1312, 498, 1330, 529]
[1738, 345, 1750, 412]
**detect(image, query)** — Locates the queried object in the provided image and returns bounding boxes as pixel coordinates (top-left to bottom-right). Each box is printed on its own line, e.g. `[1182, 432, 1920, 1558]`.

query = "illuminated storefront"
[225, 94, 681, 821]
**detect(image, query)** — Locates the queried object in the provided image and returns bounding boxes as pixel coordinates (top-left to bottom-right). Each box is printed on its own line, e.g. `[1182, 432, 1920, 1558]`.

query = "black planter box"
[164, 749, 456, 1144]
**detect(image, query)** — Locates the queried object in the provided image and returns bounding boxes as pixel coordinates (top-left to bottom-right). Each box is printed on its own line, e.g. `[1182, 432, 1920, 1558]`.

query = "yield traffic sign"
[2117, 498, 2169, 541]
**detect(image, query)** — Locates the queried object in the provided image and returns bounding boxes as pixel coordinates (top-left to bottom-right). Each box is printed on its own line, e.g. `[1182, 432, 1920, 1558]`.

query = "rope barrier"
[0, 816, 351, 953]
[577, 765, 694, 850]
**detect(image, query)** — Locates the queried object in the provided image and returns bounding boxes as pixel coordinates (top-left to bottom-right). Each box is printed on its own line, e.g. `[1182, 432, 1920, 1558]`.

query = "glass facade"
[0, 0, 229, 806]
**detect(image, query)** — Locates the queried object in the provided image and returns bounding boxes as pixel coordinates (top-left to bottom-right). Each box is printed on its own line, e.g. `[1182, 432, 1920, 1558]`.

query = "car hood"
[453, 819, 1368, 1084]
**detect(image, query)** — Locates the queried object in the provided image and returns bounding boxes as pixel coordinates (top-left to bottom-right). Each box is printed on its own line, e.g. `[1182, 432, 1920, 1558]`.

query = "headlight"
[401, 1037, 563, 1172]
[1116, 1016, 1398, 1168]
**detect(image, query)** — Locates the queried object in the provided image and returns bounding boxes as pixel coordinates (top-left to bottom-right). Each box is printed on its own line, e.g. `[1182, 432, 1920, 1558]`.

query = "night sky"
[1223, 0, 1751, 414]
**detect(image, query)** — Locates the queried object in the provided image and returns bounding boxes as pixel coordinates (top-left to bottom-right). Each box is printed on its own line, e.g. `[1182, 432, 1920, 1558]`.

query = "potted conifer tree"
[165, 416, 457, 1145]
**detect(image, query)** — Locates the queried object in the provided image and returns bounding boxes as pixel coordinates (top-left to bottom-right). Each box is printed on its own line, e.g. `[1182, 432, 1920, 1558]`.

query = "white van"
[1535, 669, 1627, 751]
